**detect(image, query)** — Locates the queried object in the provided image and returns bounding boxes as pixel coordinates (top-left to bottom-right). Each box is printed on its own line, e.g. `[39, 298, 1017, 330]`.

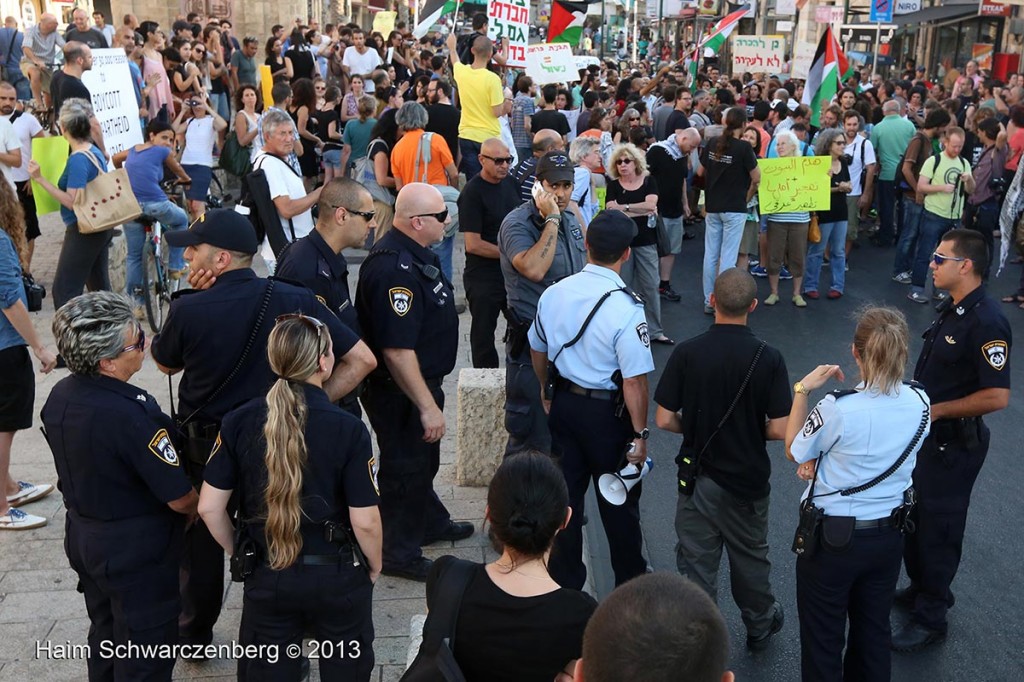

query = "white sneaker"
[7, 481, 54, 507]
[0, 507, 47, 530]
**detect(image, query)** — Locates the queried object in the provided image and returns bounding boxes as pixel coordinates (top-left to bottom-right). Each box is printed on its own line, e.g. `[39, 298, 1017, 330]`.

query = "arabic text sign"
[488, 0, 529, 67]
[526, 43, 578, 85]
[80, 48, 144, 157]
[757, 156, 831, 214]
[731, 35, 785, 74]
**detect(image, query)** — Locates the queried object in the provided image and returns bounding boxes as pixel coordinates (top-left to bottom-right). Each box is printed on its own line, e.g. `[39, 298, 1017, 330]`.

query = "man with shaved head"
[356, 183, 472, 582]
[512, 128, 565, 202]
[459, 137, 522, 367]
[647, 127, 700, 303]
[21, 13, 64, 106]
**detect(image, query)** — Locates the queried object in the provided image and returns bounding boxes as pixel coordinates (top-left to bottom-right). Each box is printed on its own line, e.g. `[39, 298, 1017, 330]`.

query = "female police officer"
[784, 307, 930, 682]
[198, 314, 382, 681]
[42, 291, 197, 681]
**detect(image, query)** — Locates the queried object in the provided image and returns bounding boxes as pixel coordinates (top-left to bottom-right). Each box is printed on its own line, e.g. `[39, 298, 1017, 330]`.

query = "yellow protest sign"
[31, 136, 70, 216]
[595, 186, 606, 211]
[757, 156, 831, 214]
[260, 65, 273, 110]
[373, 11, 396, 38]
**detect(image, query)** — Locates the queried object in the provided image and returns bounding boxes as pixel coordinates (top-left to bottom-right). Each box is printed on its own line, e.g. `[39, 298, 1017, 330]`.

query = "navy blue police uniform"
[791, 383, 930, 681]
[902, 286, 1011, 639]
[275, 230, 364, 416]
[527, 211, 655, 590]
[42, 374, 194, 681]
[355, 227, 460, 577]
[204, 384, 379, 681]
[154, 210, 361, 645]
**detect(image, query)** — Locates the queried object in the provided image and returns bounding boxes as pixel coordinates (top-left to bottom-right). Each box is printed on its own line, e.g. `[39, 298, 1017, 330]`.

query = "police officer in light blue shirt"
[786, 306, 930, 682]
[529, 210, 654, 592]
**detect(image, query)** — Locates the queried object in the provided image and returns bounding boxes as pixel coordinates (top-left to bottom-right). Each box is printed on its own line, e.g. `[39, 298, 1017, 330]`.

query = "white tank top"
[180, 116, 216, 167]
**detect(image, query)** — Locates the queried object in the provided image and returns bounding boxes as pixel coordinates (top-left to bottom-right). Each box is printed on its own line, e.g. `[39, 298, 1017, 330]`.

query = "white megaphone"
[598, 458, 654, 506]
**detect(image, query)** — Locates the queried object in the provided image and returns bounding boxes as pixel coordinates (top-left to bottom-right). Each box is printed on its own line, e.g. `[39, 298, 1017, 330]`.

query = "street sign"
[870, 0, 894, 22]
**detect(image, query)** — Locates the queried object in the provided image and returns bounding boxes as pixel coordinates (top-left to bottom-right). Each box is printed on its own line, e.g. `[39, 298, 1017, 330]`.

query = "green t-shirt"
[920, 152, 968, 219]
[870, 115, 916, 181]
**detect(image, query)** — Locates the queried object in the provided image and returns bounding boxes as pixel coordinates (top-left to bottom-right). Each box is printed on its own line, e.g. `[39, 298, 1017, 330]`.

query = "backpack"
[354, 138, 395, 206]
[896, 133, 930, 192]
[237, 154, 297, 257]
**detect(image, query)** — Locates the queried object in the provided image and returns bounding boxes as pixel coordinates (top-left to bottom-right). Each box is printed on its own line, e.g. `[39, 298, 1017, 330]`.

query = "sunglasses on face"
[932, 252, 970, 266]
[275, 313, 327, 352]
[329, 204, 375, 220]
[616, 158, 634, 165]
[481, 154, 514, 165]
[413, 207, 449, 223]
[121, 324, 146, 354]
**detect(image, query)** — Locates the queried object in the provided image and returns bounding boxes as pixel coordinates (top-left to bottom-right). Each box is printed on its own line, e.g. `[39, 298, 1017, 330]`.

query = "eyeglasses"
[121, 324, 146, 354]
[412, 207, 449, 222]
[481, 155, 514, 165]
[616, 158, 634, 165]
[329, 204, 375, 220]
[932, 252, 970, 266]
[275, 313, 327, 352]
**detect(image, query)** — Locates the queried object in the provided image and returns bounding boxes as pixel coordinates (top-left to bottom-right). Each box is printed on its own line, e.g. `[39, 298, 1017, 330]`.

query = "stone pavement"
[0, 211, 502, 681]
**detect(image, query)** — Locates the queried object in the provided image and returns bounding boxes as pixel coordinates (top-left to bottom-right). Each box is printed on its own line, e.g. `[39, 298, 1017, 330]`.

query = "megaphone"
[598, 458, 654, 506]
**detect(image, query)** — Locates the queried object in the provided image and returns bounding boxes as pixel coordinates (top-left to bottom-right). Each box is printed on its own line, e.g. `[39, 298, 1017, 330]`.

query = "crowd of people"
[0, 7, 1019, 682]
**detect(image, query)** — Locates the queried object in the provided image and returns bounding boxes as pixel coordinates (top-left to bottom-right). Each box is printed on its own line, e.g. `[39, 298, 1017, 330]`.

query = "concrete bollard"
[456, 368, 506, 487]
[108, 231, 127, 295]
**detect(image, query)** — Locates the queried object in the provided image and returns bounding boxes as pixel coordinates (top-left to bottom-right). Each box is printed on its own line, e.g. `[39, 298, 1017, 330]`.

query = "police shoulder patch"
[636, 322, 650, 347]
[206, 432, 222, 464]
[148, 429, 180, 467]
[802, 408, 825, 438]
[982, 340, 1008, 370]
[315, 294, 328, 308]
[368, 456, 380, 495]
[389, 287, 414, 316]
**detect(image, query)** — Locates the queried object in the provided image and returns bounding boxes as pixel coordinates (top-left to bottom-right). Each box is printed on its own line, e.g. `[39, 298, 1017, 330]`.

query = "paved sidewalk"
[0, 212, 500, 681]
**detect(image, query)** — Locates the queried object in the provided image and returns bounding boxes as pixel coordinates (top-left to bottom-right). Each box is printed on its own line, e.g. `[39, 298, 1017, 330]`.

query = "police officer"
[499, 150, 586, 456]
[275, 177, 376, 416]
[893, 228, 1011, 651]
[528, 210, 654, 591]
[356, 182, 472, 582]
[153, 209, 376, 647]
[42, 292, 197, 680]
[786, 307, 930, 682]
[199, 315, 382, 681]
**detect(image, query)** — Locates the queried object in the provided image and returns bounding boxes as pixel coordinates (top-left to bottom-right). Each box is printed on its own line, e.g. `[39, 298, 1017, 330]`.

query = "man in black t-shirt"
[665, 88, 692, 135]
[654, 268, 790, 653]
[531, 84, 571, 144]
[458, 137, 521, 367]
[51, 42, 105, 150]
[647, 128, 699, 302]
[425, 79, 460, 163]
[64, 8, 108, 49]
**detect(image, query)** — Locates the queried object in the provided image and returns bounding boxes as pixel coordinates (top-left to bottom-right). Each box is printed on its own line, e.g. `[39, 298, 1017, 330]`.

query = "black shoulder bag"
[792, 384, 929, 560]
[400, 557, 476, 682]
[675, 341, 766, 495]
[173, 279, 276, 473]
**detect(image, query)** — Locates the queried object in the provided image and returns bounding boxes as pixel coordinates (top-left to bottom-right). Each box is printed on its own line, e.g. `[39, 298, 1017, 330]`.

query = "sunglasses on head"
[412, 207, 449, 222]
[275, 313, 327, 351]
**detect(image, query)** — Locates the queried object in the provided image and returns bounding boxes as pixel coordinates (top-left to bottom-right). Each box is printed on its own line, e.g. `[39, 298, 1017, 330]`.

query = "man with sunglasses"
[154, 209, 376, 647]
[458, 138, 521, 368]
[499, 151, 586, 456]
[356, 183, 469, 582]
[894, 228, 1011, 652]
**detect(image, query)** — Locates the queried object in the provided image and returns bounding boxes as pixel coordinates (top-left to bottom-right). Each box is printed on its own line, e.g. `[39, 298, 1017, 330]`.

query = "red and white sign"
[980, 1, 1012, 16]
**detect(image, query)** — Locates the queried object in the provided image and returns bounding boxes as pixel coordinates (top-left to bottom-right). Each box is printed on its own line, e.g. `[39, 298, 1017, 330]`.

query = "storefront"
[892, 0, 1010, 78]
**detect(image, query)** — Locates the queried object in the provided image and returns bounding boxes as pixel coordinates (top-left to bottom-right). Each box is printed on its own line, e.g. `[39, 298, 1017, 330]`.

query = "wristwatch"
[633, 428, 650, 440]
[793, 381, 811, 396]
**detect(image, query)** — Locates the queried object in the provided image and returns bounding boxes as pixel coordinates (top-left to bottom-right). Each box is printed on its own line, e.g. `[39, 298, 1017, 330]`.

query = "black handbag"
[401, 558, 476, 682]
[655, 215, 672, 258]
[22, 273, 45, 312]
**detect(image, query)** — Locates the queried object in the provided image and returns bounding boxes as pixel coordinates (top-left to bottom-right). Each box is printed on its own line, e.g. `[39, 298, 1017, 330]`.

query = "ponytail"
[263, 378, 308, 570]
[716, 107, 748, 155]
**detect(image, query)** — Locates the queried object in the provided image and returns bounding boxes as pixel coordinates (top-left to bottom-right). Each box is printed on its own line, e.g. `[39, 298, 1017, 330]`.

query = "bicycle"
[138, 180, 188, 333]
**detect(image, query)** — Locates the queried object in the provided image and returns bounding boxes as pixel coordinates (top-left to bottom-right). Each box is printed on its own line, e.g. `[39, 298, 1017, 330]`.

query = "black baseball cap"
[536, 151, 575, 184]
[165, 209, 260, 254]
[586, 210, 636, 254]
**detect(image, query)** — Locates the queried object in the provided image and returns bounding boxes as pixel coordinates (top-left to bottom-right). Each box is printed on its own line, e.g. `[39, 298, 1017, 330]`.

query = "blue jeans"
[804, 220, 848, 294]
[912, 211, 959, 292]
[430, 231, 455, 284]
[702, 212, 746, 305]
[124, 199, 189, 299]
[876, 180, 897, 244]
[458, 138, 482, 180]
[893, 200, 924, 276]
[209, 92, 230, 122]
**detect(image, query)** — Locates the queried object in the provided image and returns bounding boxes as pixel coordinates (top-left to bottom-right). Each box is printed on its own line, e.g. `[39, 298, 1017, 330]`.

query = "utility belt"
[555, 377, 615, 401]
[503, 309, 532, 359]
[367, 372, 442, 394]
[547, 369, 628, 420]
[231, 520, 367, 581]
[793, 488, 916, 559]
[177, 419, 219, 474]
[929, 416, 983, 449]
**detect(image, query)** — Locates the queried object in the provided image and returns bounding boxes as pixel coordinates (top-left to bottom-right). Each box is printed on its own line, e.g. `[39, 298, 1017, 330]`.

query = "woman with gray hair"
[569, 135, 602, 226]
[28, 99, 114, 310]
[41, 291, 197, 680]
[762, 129, 810, 308]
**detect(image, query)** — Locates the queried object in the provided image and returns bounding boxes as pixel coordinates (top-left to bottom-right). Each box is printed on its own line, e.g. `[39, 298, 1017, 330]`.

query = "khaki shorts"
[20, 58, 53, 90]
[740, 220, 760, 256]
[846, 195, 861, 241]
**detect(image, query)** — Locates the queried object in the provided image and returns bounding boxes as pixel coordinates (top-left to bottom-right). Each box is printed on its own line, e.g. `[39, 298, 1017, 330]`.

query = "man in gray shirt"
[21, 13, 64, 107]
[498, 151, 586, 455]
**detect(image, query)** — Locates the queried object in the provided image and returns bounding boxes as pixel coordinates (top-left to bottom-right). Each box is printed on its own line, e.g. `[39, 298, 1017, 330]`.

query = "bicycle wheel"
[141, 240, 162, 333]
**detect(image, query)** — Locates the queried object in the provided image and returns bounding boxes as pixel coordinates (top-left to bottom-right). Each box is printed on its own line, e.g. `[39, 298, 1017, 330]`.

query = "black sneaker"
[382, 556, 434, 582]
[659, 284, 681, 302]
[747, 603, 784, 651]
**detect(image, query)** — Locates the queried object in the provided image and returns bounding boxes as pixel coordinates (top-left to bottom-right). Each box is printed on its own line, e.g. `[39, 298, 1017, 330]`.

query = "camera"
[989, 175, 1009, 194]
[186, 99, 200, 107]
[840, 152, 854, 165]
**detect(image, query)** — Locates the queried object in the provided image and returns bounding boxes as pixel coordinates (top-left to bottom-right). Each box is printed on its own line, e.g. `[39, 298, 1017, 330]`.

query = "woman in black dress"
[284, 29, 316, 83]
[287, 78, 322, 187]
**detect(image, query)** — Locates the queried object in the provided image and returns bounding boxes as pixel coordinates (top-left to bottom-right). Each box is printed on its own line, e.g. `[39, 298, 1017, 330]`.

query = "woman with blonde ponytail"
[199, 314, 382, 681]
[783, 306, 931, 682]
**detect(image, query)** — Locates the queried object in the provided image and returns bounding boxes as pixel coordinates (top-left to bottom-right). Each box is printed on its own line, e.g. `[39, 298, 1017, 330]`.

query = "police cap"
[536, 151, 575, 184]
[165, 209, 260, 254]
[586, 210, 636, 254]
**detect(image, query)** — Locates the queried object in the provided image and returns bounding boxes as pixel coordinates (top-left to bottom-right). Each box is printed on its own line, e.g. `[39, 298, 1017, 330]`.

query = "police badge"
[389, 287, 413, 316]
[636, 322, 650, 347]
[982, 340, 1008, 370]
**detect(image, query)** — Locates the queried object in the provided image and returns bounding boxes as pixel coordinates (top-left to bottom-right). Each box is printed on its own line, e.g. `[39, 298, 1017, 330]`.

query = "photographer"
[174, 93, 227, 221]
[964, 117, 1007, 277]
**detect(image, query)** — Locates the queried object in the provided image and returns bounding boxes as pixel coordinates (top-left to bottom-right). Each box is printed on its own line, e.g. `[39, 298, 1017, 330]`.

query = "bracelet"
[543, 215, 560, 225]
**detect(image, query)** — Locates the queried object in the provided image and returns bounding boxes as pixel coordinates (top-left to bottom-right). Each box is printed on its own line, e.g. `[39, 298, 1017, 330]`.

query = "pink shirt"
[143, 55, 173, 120]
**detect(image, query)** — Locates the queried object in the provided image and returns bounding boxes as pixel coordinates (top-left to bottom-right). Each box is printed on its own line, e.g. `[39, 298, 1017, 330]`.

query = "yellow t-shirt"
[921, 152, 968, 220]
[453, 62, 503, 143]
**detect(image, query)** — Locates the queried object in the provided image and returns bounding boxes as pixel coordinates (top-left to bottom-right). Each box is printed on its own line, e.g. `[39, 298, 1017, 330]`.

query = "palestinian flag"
[548, 0, 596, 45]
[413, 0, 459, 39]
[701, 4, 750, 54]
[801, 26, 851, 127]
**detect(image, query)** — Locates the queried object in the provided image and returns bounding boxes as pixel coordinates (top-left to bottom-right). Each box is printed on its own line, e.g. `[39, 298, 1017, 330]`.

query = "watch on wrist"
[633, 428, 649, 440]
[794, 381, 810, 396]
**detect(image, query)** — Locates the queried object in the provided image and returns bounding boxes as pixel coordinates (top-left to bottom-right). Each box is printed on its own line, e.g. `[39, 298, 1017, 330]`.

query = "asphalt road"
[585, 230, 1024, 682]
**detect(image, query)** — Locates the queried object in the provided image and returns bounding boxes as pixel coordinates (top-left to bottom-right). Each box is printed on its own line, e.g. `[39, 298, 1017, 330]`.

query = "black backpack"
[237, 155, 297, 257]
[896, 133, 930, 192]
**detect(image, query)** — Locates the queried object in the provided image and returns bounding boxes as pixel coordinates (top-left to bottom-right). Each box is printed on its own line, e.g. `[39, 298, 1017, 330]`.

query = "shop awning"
[892, 1, 978, 25]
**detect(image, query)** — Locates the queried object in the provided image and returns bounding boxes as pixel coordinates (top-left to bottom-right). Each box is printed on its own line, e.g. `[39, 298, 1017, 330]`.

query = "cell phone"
[531, 180, 545, 204]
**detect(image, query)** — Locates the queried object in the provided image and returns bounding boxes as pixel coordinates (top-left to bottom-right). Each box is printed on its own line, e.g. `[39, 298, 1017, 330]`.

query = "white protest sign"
[791, 40, 817, 80]
[732, 35, 786, 75]
[526, 43, 578, 85]
[487, 0, 529, 67]
[80, 48, 143, 156]
[777, 0, 796, 15]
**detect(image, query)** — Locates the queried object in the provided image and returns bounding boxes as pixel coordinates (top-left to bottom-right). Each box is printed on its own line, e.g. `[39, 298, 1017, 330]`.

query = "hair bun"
[509, 514, 538, 531]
